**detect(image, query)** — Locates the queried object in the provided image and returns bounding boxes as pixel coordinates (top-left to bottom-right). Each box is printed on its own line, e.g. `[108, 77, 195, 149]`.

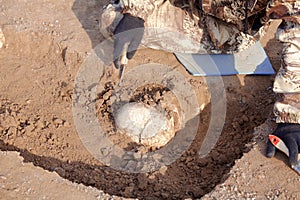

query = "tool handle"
[119, 42, 128, 65]
[120, 49, 128, 65]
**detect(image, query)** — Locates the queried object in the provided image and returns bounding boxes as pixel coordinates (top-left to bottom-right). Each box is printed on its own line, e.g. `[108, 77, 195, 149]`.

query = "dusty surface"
[0, 151, 125, 200]
[0, 0, 299, 199]
[202, 119, 300, 199]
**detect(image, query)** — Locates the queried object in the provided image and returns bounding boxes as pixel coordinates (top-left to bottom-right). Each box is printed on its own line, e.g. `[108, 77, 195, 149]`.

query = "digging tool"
[114, 42, 128, 80]
[118, 44, 128, 80]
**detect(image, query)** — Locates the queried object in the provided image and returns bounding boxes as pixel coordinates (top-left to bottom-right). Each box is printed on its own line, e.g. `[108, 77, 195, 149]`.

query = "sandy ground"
[0, 0, 299, 199]
[0, 151, 124, 200]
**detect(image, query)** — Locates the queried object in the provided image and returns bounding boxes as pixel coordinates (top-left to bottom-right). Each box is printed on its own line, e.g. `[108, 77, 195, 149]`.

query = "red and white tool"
[269, 135, 300, 160]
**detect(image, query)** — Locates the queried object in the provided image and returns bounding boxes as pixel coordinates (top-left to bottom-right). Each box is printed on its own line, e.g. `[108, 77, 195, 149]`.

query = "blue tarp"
[175, 42, 275, 76]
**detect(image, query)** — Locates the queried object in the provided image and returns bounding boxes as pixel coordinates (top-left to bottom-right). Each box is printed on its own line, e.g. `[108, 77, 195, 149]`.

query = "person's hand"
[113, 13, 145, 69]
[266, 123, 300, 174]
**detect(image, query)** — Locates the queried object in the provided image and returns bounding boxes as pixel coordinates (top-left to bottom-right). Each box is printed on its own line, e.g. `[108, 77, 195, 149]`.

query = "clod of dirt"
[53, 118, 64, 127]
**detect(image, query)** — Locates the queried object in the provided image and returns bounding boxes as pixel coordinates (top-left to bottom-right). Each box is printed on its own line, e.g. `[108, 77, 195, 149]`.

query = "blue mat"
[175, 42, 275, 76]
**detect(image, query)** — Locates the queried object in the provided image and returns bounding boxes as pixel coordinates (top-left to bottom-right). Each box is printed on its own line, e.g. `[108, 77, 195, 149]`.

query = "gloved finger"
[275, 123, 300, 135]
[283, 136, 299, 167]
[113, 15, 129, 35]
[266, 139, 276, 158]
[292, 161, 300, 174]
[126, 28, 144, 59]
[116, 14, 144, 32]
[126, 40, 139, 59]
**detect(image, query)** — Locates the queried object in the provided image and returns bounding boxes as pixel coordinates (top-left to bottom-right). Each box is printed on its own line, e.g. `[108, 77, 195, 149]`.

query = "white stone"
[0, 28, 5, 49]
[115, 102, 175, 147]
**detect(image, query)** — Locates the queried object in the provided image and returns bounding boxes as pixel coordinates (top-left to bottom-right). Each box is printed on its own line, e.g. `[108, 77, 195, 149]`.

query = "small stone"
[7, 126, 17, 136]
[122, 186, 133, 196]
[54, 167, 66, 177]
[10, 112, 17, 117]
[137, 174, 148, 190]
[241, 96, 247, 104]
[99, 99, 105, 107]
[154, 91, 161, 101]
[53, 118, 64, 126]
[161, 192, 169, 198]
[198, 159, 208, 167]
[0, 28, 5, 49]
[242, 115, 249, 122]
[123, 153, 134, 160]
[25, 124, 35, 133]
[133, 152, 142, 160]
[100, 147, 110, 157]
[158, 166, 168, 175]
[36, 120, 45, 129]
[109, 95, 117, 103]
[63, 121, 71, 127]
[126, 160, 137, 170]
[103, 91, 112, 100]
[148, 174, 156, 180]
[53, 118, 63, 124]
[2, 116, 18, 128]
[185, 156, 194, 164]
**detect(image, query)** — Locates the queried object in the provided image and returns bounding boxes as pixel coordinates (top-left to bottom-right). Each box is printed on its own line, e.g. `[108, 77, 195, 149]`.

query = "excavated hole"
[96, 84, 181, 152]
